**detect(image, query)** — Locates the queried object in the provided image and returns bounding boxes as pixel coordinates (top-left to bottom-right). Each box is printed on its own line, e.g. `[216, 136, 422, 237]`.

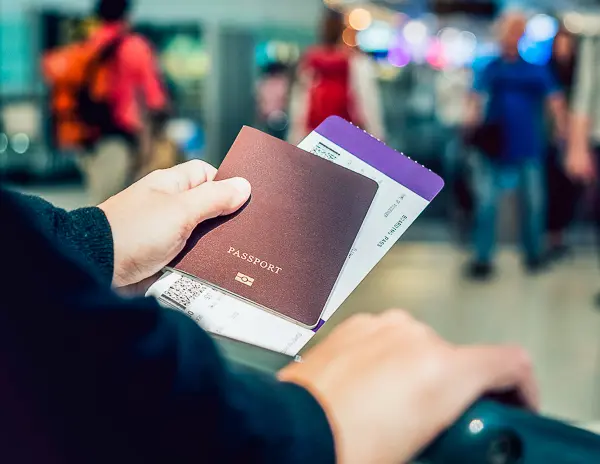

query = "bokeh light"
[526, 14, 558, 42]
[348, 8, 373, 31]
[11, 133, 30, 154]
[438, 28, 477, 68]
[342, 28, 358, 47]
[426, 38, 446, 70]
[403, 20, 428, 46]
[458, 31, 477, 54]
[469, 419, 485, 434]
[439, 27, 460, 47]
[266, 42, 278, 62]
[518, 35, 552, 66]
[388, 35, 411, 68]
[166, 119, 197, 147]
[0, 133, 8, 154]
[357, 21, 393, 52]
[564, 12, 584, 34]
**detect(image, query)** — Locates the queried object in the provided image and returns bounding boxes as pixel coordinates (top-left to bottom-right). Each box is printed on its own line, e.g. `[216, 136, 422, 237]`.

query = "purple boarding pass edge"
[315, 116, 445, 202]
[312, 319, 326, 332]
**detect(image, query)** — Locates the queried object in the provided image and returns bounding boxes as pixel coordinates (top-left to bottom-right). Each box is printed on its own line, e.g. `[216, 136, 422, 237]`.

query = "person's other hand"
[99, 160, 251, 288]
[566, 147, 596, 184]
[279, 310, 537, 464]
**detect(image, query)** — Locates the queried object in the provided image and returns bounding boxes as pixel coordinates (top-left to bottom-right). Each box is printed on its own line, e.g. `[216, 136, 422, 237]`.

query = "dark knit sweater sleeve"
[8, 192, 114, 283]
[0, 188, 337, 464]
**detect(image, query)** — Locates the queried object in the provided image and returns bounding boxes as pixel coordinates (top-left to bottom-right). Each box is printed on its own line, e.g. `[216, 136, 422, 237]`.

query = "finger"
[376, 309, 442, 343]
[377, 309, 424, 331]
[180, 177, 251, 226]
[324, 313, 380, 346]
[115, 273, 162, 297]
[334, 309, 414, 342]
[300, 313, 384, 364]
[151, 160, 218, 193]
[172, 160, 219, 186]
[454, 346, 539, 411]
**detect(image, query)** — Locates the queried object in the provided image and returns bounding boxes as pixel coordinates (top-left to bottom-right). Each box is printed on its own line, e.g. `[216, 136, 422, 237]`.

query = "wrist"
[97, 202, 129, 288]
[65, 207, 115, 284]
[274, 378, 337, 464]
[278, 370, 347, 464]
[568, 145, 590, 159]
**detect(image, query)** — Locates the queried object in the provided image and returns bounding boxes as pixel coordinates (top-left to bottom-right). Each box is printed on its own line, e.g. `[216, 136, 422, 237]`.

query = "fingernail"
[226, 177, 251, 200]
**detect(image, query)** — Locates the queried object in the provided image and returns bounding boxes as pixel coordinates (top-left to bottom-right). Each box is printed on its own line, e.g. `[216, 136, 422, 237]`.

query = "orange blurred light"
[348, 8, 373, 31]
[342, 28, 358, 47]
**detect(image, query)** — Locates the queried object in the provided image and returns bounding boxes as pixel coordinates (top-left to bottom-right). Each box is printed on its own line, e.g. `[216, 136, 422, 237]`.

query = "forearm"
[465, 93, 482, 126]
[287, 76, 310, 145]
[133, 308, 335, 463]
[548, 94, 568, 139]
[569, 113, 592, 154]
[350, 55, 385, 141]
[2, 190, 336, 463]
[106, 307, 336, 463]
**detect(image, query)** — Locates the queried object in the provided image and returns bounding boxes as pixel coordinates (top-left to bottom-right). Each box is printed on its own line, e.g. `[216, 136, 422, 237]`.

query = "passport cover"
[170, 127, 378, 328]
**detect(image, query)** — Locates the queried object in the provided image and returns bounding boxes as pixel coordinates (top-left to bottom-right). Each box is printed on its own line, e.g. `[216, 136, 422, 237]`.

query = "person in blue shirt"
[465, 12, 567, 280]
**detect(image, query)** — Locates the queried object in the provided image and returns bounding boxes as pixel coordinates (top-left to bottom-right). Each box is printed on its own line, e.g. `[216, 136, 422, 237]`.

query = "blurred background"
[3, 0, 600, 427]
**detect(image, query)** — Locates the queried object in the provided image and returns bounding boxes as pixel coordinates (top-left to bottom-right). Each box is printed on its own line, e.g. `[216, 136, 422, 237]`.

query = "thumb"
[180, 177, 251, 227]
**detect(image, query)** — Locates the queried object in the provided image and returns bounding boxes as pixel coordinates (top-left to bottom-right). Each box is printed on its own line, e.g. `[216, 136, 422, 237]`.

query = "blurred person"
[0, 160, 538, 464]
[43, 0, 169, 205]
[464, 12, 568, 280]
[546, 26, 581, 262]
[435, 66, 474, 239]
[288, 10, 385, 144]
[256, 62, 291, 140]
[135, 76, 182, 180]
[566, 35, 600, 302]
[134, 119, 183, 180]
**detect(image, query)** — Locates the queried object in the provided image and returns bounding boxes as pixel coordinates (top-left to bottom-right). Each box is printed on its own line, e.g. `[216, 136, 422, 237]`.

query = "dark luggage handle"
[418, 400, 600, 463]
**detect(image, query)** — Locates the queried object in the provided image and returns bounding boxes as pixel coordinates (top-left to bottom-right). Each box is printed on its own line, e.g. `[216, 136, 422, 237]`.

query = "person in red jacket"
[81, 0, 169, 204]
[289, 10, 385, 144]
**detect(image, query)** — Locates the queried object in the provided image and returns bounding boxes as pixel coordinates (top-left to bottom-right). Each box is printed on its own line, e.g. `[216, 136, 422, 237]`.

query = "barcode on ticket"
[161, 277, 207, 310]
[311, 142, 341, 162]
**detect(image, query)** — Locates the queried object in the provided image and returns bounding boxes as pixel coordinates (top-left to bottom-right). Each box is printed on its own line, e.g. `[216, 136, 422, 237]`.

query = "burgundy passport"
[170, 126, 378, 328]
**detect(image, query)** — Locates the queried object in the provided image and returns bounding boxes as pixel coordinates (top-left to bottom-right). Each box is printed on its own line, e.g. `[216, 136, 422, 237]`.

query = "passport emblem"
[235, 272, 255, 287]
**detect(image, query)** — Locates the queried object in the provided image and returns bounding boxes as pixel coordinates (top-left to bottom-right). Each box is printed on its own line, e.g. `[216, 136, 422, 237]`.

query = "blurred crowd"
[19, 1, 600, 299]
[259, 9, 600, 293]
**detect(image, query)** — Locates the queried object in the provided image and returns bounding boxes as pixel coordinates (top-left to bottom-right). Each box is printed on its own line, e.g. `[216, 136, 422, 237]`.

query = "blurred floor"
[18, 185, 600, 425]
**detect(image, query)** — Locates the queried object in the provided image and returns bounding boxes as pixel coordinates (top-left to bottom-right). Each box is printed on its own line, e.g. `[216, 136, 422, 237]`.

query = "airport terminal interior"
[3, 0, 600, 430]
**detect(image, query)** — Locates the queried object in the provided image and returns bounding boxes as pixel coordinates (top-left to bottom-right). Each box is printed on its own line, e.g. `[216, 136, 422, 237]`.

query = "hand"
[463, 114, 481, 130]
[279, 310, 537, 464]
[463, 97, 482, 130]
[566, 147, 596, 184]
[553, 124, 568, 147]
[99, 160, 251, 288]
